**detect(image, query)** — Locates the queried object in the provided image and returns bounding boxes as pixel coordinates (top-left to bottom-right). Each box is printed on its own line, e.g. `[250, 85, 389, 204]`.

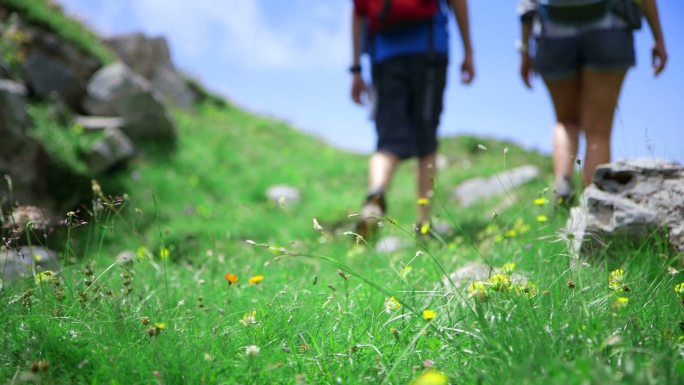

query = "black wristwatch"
[349, 64, 362, 74]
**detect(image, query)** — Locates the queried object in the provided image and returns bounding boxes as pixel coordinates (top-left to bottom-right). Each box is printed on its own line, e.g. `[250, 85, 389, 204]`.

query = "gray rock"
[266, 184, 300, 206]
[441, 261, 528, 291]
[151, 65, 195, 109]
[452, 165, 540, 207]
[105, 33, 173, 78]
[431, 220, 453, 236]
[0, 59, 11, 78]
[5, 205, 50, 231]
[17, 21, 101, 109]
[83, 127, 135, 174]
[115, 250, 135, 266]
[0, 246, 60, 283]
[83, 63, 177, 141]
[375, 235, 410, 254]
[0, 79, 29, 153]
[74, 115, 126, 131]
[24, 51, 81, 105]
[565, 158, 684, 256]
[3, 206, 50, 246]
[105, 33, 195, 108]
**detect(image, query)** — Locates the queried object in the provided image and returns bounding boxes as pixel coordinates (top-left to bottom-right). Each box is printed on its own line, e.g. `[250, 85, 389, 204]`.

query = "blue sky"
[58, 0, 683, 162]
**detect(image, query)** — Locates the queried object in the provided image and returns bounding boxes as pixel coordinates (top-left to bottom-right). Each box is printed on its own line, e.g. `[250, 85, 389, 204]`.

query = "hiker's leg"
[368, 151, 400, 193]
[417, 152, 436, 224]
[579, 68, 627, 186]
[544, 75, 582, 187]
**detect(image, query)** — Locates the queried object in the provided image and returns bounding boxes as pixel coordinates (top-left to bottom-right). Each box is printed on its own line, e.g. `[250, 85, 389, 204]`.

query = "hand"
[652, 40, 667, 76]
[460, 50, 475, 84]
[520, 53, 535, 89]
[351, 74, 369, 105]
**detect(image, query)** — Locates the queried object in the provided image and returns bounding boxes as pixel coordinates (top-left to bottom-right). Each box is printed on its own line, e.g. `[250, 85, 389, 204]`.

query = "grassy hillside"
[1, 3, 683, 385]
[3, 100, 683, 385]
[0, 0, 115, 64]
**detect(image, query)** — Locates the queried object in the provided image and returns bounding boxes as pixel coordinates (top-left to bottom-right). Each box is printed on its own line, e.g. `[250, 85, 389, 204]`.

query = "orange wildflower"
[224, 273, 238, 285]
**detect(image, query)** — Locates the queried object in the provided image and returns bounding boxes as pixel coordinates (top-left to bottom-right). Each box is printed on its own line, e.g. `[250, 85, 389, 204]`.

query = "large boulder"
[17, 20, 101, 109]
[566, 159, 684, 257]
[83, 63, 177, 141]
[23, 51, 81, 106]
[105, 33, 195, 108]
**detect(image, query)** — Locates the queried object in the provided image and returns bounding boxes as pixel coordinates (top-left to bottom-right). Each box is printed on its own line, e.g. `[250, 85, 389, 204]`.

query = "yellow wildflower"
[248, 275, 265, 285]
[504, 229, 517, 238]
[501, 262, 516, 275]
[417, 198, 430, 206]
[410, 369, 448, 385]
[609, 268, 625, 292]
[514, 282, 538, 298]
[240, 310, 258, 326]
[136, 246, 152, 259]
[399, 265, 413, 278]
[534, 197, 548, 206]
[612, 296, 629, 309]
[34, 270, 56, 285]
[536, 215, 548, 223]
[159, 247, 170, 260]
[384, 296, 402, 313]
[422, 309, 437, 321]
[153, 322, 167, 331]
[468, 281, 489, 301]
[420, 222, 430, 235]
[488, 274, 512, 292]
[675, 282, 684, 297]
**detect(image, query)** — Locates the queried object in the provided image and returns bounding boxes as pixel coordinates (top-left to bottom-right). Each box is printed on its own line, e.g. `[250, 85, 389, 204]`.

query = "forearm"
[352, 12, 363, 66]
[641, 0, 665, 43]
[450, 0, 473, 53]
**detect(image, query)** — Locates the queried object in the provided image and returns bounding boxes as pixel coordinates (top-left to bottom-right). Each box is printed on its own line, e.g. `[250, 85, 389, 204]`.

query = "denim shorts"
[534, 28, 635, 80]
[371, 53, 448, 159]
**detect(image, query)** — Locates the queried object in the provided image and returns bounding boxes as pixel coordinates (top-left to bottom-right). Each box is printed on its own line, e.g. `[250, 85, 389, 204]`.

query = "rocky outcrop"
[105, 33, 195, 108]
[566, 159, 684, 257]
[83, 62, 177, 141]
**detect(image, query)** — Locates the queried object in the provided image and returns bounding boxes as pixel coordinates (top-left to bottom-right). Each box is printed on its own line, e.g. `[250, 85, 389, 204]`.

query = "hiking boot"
[355, 191, 386, 240]
[554, 176, 575, 209]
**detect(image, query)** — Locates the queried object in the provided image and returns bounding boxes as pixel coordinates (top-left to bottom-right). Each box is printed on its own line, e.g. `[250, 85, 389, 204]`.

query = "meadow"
[2, 101, 683, 385]
[2, 1, 683, 383]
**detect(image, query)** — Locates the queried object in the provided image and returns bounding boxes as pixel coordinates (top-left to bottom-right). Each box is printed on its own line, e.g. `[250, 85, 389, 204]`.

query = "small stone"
[375, 236, 409, 254]
[452, 165, 540, 207]
[266, 185, 300, 206]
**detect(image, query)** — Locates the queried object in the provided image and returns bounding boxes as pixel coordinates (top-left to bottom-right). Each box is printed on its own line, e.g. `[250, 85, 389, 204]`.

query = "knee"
[557, 119, 580, 132]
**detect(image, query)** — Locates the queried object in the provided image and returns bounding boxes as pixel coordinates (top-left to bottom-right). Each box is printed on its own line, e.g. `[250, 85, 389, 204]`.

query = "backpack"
[354, 0, 439, 32]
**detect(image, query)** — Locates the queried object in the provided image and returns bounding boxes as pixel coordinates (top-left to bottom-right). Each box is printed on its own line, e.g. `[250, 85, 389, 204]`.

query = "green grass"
[0, 0, 116, 65]
[2, 100, 682, 385]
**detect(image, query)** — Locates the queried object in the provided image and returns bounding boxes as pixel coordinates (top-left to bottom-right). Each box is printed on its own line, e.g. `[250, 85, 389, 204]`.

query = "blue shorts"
[534, 28, 635, 80]
[371, 53, 448, 160]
